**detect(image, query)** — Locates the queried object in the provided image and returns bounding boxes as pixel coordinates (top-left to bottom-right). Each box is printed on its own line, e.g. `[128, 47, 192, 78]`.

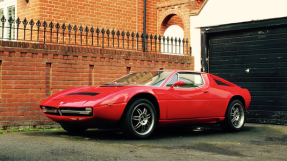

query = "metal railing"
[0, 16, 191, 55]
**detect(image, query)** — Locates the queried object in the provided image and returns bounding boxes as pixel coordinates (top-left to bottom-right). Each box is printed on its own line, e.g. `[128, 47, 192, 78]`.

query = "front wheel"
[121, 99, 157, 139]
[221, 99, 245, 132]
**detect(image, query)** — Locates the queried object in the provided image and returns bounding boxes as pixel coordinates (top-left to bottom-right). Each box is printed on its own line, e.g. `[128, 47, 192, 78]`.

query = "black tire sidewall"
[122, 99, 157, 139]
[223, 100, 245, 132]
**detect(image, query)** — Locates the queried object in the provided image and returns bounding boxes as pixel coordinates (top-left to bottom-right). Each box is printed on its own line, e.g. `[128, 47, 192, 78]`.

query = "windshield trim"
[104, 71, 174, 87]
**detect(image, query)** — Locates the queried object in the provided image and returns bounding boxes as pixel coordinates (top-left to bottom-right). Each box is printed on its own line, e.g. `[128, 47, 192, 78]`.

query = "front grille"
[59, 107, 93, 116]
[41, 106, 93, 116]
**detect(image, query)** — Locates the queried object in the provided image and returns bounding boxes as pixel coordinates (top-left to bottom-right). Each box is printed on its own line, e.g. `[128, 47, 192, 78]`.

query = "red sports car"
[39, 70, 251, 139]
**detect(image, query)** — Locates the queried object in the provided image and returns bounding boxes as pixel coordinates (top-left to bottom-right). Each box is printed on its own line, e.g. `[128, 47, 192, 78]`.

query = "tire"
[221, 99, 245, 132]
[121, 99, 157, 139]
[61, 124, 88, 134]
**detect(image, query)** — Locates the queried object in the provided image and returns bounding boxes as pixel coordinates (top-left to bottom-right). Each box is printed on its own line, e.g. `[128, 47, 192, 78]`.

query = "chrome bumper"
[41, 106, 93, 116]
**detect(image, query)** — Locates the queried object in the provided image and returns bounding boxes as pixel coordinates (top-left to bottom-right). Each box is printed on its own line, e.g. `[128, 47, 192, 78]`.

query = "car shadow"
[22, 124, 287, 158]
[151, 124, 255, 139]
[23, 124, 256, 141]
[24, 128, 126, 141]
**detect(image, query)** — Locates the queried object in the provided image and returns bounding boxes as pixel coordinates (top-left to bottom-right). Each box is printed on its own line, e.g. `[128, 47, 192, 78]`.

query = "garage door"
[202, 18, 287, 124]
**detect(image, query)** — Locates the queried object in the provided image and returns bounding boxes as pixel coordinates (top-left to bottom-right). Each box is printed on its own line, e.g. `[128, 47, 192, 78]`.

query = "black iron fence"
[0, 16, 191, 55]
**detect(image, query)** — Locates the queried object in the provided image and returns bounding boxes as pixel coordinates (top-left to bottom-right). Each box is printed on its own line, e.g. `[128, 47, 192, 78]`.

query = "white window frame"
[0, 0, 17, 40]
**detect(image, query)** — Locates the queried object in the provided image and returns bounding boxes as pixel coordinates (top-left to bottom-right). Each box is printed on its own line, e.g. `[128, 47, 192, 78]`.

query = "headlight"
[85, 107, 92, 111]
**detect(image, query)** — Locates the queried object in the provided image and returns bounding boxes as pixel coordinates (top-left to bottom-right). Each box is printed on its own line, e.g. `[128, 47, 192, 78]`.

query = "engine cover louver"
[66, 92, 99, 96]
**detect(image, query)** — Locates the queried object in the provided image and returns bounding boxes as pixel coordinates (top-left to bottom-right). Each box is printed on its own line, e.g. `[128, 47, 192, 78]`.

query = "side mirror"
[171, 80, 185, 88]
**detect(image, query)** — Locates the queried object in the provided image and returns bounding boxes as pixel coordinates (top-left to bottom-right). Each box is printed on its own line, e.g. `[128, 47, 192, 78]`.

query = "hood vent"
[66, 92, 99, 96]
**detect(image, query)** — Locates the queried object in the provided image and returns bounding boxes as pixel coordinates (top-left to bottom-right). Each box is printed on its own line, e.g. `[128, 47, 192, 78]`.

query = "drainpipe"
[143, 0, 146, 52]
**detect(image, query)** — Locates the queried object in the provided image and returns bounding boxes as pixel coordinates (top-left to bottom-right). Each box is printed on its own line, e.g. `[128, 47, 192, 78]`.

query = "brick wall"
[16, 0, 206, 47]
[0, 40, 194, 129]
[193, 0, 205, 10]
[17, 0, 157, 35]
[146, 0, 158, 34]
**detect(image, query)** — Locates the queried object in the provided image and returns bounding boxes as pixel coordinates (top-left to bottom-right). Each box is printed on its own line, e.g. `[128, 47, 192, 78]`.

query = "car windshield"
[104, 71, 173, 86]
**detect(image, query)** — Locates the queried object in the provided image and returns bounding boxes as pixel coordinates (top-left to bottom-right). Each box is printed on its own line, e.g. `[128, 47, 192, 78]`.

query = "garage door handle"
[245, 68, 250, 73]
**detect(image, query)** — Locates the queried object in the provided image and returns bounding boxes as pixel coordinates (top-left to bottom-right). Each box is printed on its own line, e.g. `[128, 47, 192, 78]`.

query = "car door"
[165, 72, 210, 119]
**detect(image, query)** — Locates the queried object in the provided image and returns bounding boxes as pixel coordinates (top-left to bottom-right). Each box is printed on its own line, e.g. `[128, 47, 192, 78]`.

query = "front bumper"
[40, 103, 127, 128]
[41, 106, 93, 116]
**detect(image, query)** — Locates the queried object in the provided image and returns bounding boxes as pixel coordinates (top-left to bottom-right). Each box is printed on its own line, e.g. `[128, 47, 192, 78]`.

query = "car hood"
[40, 85, 148, 108]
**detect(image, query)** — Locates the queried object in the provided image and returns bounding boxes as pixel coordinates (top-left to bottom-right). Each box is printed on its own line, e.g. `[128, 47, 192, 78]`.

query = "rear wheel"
[221, 99, 245, 132]
[121, 99, 157, 139]
[61, 124, 88, 134]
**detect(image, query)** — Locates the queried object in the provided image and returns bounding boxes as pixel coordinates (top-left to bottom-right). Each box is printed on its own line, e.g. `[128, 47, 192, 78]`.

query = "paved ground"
[0, 123, 287, 161]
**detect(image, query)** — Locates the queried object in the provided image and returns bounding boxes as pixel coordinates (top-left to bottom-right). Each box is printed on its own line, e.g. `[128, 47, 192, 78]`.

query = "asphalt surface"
[0, 123, 287, 161]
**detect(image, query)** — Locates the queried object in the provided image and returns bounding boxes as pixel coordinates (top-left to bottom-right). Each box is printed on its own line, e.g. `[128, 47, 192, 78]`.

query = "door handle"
[202, 90, 208, 93]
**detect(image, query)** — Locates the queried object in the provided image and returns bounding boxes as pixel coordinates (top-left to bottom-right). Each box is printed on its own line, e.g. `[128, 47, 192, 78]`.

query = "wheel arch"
[120, 93, 160, 122]
[229, 95, 246, 110]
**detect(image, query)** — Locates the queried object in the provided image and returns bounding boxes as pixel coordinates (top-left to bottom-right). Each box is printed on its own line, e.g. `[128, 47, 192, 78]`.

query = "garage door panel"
[250, 91, 286, 96]
[211, 47, 287, 57]
[211, 62, 287, 69]
[226, 77, 287, 82]
[210, 30, 287, 44]
[251, 97, 287, 106]
[248, 86, 287, 92]
[246, 110, 287, 121]
[236, 82, 287, 91]
[210, 39, 287, 52]
[248, 105, 287, 112]
[252, 100, 287, 107]
[211, 73, 287, 79]
[210, 53, 287, 66]
[211, 67, 287, 76]
[210, 26, 287, 42]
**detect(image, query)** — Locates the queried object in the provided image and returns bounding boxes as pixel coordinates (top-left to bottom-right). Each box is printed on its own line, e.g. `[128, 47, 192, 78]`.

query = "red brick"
[24, 111, 35, 116]
[1, 112, 13, 116]
[13, 112, 24, 116]
[17, 116, 30, 121]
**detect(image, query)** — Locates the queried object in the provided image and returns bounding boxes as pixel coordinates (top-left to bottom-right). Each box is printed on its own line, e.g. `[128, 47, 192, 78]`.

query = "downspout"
[143, 0, 146, 52]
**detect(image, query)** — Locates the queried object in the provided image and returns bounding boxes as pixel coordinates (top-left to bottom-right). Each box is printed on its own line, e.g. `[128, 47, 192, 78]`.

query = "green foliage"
[0, 127, 61, 134]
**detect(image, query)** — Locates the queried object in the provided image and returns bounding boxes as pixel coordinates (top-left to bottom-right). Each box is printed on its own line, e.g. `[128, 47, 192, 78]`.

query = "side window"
[165, 72, 204, 88]
[213, 79, 230, 86]
[0, 0, 17, 39]
[177, 72, 203, 88]
[7, 5, 15, 40]
[166, 73, 178, 87]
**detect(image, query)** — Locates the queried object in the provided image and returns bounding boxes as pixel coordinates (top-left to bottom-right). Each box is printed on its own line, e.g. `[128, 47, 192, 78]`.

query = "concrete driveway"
[0, 123, 286, 161]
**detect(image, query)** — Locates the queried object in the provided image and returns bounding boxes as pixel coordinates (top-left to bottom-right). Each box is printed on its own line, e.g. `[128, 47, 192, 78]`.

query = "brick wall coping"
[0, 41, 192, 65]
